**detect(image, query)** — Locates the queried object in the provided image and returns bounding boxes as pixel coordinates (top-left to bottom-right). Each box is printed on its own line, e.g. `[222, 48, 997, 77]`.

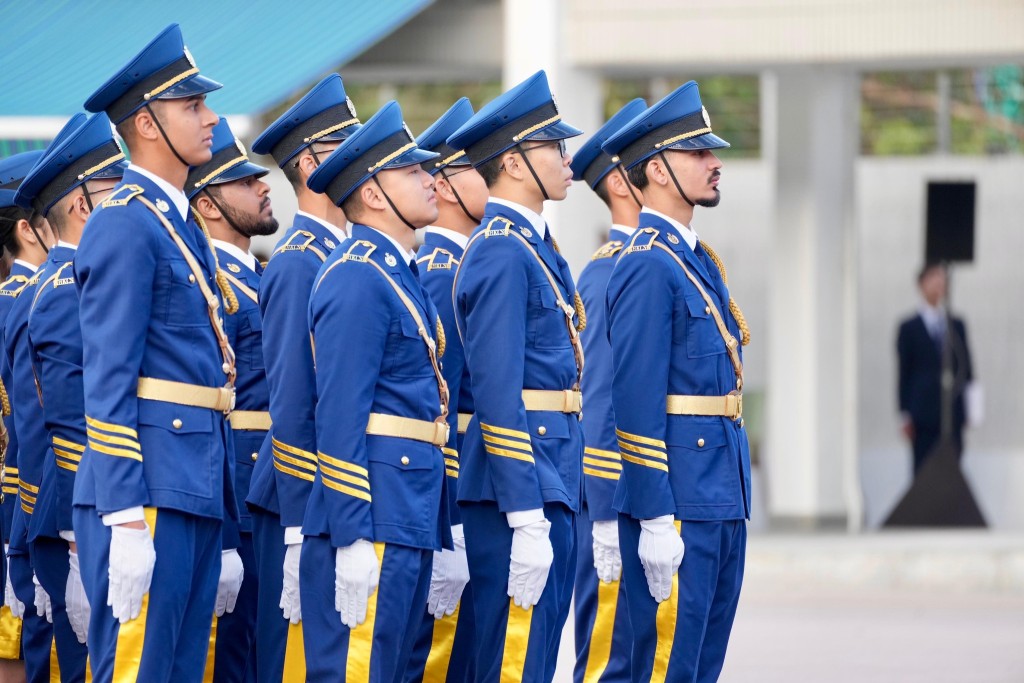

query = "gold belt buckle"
[224, 385, 237, 414]
[731, 391, 743, 421]
[434, 420, 450, 447]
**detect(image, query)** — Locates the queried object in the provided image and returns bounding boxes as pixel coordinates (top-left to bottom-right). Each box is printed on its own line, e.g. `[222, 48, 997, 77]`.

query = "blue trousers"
[299, 534, 431, 683]
[211, 531, 258, 683]
[573, 504, 632, 683]
[74, 506, 221, 683]
[9, 546, 52, 682]
[460, 501, 577, 683]
[250, 507, 306, 682]
[30, 535, 89, 681]
[617, 516, 745, 683]
[404, 581, 475, 683]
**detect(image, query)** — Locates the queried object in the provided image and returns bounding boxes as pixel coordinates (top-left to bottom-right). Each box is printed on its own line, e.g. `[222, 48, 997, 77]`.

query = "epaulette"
[483, 216, 515, 238]
[100, 184, 144, 208]
[621, 227, 659, 255]
[417, 247, 459, 271]
[591, 240, 624, 261]
[271, 230, 327, 262]
[51, 262, 76, 288]
[340, 239, 377, 263]
[0, 274, 29, 297]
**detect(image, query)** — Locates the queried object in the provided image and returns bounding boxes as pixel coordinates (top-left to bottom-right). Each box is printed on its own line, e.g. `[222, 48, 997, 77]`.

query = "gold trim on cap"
[143, 66, 200, 101]
[653, 126, 713, 149]
[512, 115, 562, 143]
[193, 155, 248, 188]
[366, 142, 416, 173]
[76, 152, 126, 181]
[436, 149, 466, 167]
[303, 118, 360, 144]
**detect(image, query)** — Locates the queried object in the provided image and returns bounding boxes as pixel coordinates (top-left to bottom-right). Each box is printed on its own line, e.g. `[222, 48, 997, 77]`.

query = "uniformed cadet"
[567, 98, 647, 683]
[187, 117, 278, 683]
[246, 73, 360, 683]
[15, 111, 128, 681]
[601, 82, 752, 683]
[0, 149, 52, 679]
[405, 98, 488, 683]
[73, 24, 241, 682]
[446, 70, 585, 682]
[301, 99, 450, 682]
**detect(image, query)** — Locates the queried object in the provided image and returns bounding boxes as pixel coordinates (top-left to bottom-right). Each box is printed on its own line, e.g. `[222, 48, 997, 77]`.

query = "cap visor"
[664, 132, 731, 151]
[159, 74, 224, 100]
[210, 161, 270, 185]
[382, 147, 440, 170]
[90, 159, 129, 180]
[525, 120, 584, 141]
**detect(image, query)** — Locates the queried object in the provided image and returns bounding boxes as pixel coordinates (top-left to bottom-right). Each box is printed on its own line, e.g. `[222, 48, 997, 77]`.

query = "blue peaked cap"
[16, 113, 127, 214]
[307, 100, 438, 206]
[186, 118, 269, 200]
[416, 98, 475, 175]
[570, 98, 647, 189]
[602, 81, 729, 171]
[0, 151, 47, 209]
[446, 70, 583, 167]
[84, 24, 222, 124]
[251, 74, 361, 168]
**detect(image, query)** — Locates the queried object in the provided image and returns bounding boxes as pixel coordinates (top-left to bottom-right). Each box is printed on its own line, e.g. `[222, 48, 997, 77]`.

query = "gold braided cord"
[548, 235, 587, 333]
[513, 115, 562, 142]
[367, 142, 417, 172]
[192, 156, 248, 189]
[304, 118, 360, 143]
[0, 376, 9, 417]
[77, 152, 126, 181]
[144, 67, 200, 101]
[700, 240, 750, 346]
[437, 149, 466, 167]
[436, 316, 446, 359]
[191, 209, 240, 315]
[654, 126, 713, 149]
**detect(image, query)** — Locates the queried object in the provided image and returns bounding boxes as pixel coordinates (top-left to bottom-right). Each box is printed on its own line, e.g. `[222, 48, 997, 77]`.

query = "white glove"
[215, 549, 245, 617]
[4, 546, 24, 618]
[592, 520, 622, 583]
[32, 573, 52, 623]
[280, 541, 303, 624]
[638, 515, 684, 603]
[107, 524, 156, 623]
[507, 517, 553, 609]
[66, 551, 90, 644]
[427, 525, 470, 619]
[334, 540, 380, 629]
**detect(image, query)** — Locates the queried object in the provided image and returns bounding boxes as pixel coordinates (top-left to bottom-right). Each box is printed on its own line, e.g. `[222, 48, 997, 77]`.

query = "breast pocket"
[528, 285, 571, 350]
[137, 400, 215, 498]
[678, 293, 726, 358]
[155, 258, 209, 329]
[386, 313, 434, 379]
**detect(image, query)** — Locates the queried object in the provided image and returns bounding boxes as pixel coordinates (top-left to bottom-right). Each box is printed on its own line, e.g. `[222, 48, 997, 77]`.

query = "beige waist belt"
[137, 377, 236, 413]
[666, 392, 742, 420]
[457, 413, 472, 435]
[228, 410, 271, 431]
[521, 389, 582, 414]
[365, 413, 449, 447]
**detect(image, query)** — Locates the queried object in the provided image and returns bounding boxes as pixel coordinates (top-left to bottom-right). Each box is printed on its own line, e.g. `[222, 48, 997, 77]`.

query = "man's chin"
[696, 189, 721, 208]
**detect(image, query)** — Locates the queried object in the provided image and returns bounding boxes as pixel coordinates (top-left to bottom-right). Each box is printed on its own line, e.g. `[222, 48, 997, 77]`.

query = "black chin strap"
[515, 144, 551, 201]
[145, 103, 191, 168]
[28, 220, 49, 255]
[371, 176, 418, 232]
[659, 152, 695, 208]
[203, 189, 247, 238]
[615, 164, 643, 209]
[439, 168, 480, 224]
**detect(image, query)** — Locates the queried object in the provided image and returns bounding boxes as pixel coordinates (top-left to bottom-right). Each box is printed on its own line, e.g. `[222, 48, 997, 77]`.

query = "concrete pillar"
[502, 0, 605, 275]
[762, 67, 863, 528]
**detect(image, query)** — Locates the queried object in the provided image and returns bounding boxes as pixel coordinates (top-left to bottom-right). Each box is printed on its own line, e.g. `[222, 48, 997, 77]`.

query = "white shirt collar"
[642, 207, 698, 251]
[610, 223, 637, 238]
[296, 211, 349, 244]
[422, 226, 469, 250]
[211, 239, 257, 273]
[56, 240, 78, 251]
[364, 226, 417, 265]
[13, 259, 38, 274]
[488, 197, 546, 239]
[128, 164, 188, 221]
[918, 301, 946, 332]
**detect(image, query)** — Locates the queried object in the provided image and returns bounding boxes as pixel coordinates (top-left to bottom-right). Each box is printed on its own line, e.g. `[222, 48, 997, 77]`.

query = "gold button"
[222, 362, 231, 373]
[188, 274, 196, 284]
[172, 419, 183, 429]
[400, 456, 410, 466]
[705, 306, 711, 315]
[697, 438, 705, 448]
[251, 452, 258, 461]
[537, 426, 547, 436]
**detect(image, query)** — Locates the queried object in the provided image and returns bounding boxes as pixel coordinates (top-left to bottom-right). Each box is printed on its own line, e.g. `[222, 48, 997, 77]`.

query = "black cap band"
[582, 150, 618, 189]
[108, 55, 194, 123]
[34, 141, 125, 215]
[187, 144, 246, 192]
[321, 130, 411, 205]
[463, 101, 559, 167]
[617, 109, 709, 170]
[269, 101, 359, 166]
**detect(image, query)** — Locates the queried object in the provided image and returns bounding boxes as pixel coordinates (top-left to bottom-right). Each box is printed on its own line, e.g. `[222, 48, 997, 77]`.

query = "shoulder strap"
[30, 262, 74, 311]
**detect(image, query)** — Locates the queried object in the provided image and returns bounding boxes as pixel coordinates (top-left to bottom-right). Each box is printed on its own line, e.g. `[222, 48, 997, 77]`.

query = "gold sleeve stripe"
[481, 433, 534, 455]
[52, 436, 85, 452]
[2, 487, 18, 495]
[53, 448, 83, 462]
[445, 468, 460, 478]
[444, 458, 459, 470]
[320, 464, 370, 491]
[89, 440, 143, 462]
[20, 503, 32, 514]
[321, 477, 373, 503]
[584, 447, 621, 461]
[4, 467, 16, 475]
[584, 467, 620, 481]
[441, 447, 458, 459]
[56, 461, 79, 472]
[480, 423, 531, 443]
[18, 481, 38, 494]
[483, 445, 535, 464]
[86, 428, 141, 452]
[273, 460, 315, 482]
[273, 450, 317, 473]
[271, 437, 317, 463]
[615, 428, 666, 449]
[617, 440, 668, 461]
[86, 416, 138, 439]
[317, 452, 369, 478]
[583, 456, 622, 471]
[621, 452, 669, 473]
[19, 491, 36, 505]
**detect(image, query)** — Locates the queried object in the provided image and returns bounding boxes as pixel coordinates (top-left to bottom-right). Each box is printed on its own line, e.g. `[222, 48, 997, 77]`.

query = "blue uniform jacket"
[606, 212, 751, 522]
[27, 245, 83, 540]
[577, 229, 631, 522]
[245, 215, 342, 528]
[302, 224, 450, 552]
[0, 264, 33, 542]
[217, 247, 268, 538]
[73, 169, 234, 520]
[415, 230, 470, 527]
[453, 202, 584, 514]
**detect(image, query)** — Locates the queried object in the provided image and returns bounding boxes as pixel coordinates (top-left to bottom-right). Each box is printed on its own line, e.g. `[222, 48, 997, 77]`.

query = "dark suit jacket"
[897, 312, 972, 432]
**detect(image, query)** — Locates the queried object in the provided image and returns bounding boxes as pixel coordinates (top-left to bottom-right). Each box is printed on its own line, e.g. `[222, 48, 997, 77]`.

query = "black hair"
[594, 177, 611, 207]
[917, 261, 945, 284]
[0, 206, 33, 258]
[477, 155, 504, 188]
[339, 189, 364, 223]
[626, 160, 650, 191]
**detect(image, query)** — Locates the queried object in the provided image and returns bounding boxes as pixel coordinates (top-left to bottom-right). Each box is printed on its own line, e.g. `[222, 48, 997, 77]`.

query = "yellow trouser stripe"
[282, 622, 306, 682]
[345, 542, 386, 683]
[112, 507, 157, 682]
[583, 580, 620, 683]
[0, 605, 20, 659]
[499, 600, 533, 683]
[621, 453, 669, 472]
[49, 636, 60, 682]
[421, 604, 460, 683]
[650, 521, 682, 683]
[203, 616, 218, 683]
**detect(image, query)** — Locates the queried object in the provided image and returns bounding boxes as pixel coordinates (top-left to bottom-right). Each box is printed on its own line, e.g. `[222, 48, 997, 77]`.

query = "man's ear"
[296, 151, 318, 183]
[604, 170, 630, 199]
[499, 150, 524, 182]
[644, 156, 669, 188]
[192, 194, 221, 221]
[433, 175, 457, 204]
[70, 191, 92, 221]
[132, 105, 161, 143]
[359, 179, 386, 212]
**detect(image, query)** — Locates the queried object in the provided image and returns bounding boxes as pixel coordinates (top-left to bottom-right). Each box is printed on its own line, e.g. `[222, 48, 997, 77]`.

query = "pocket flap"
[366, 436, 437, 470]
[665, 417, 728, 451]
[137, 399, 214, 434]
[684, 293, 712, 319]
